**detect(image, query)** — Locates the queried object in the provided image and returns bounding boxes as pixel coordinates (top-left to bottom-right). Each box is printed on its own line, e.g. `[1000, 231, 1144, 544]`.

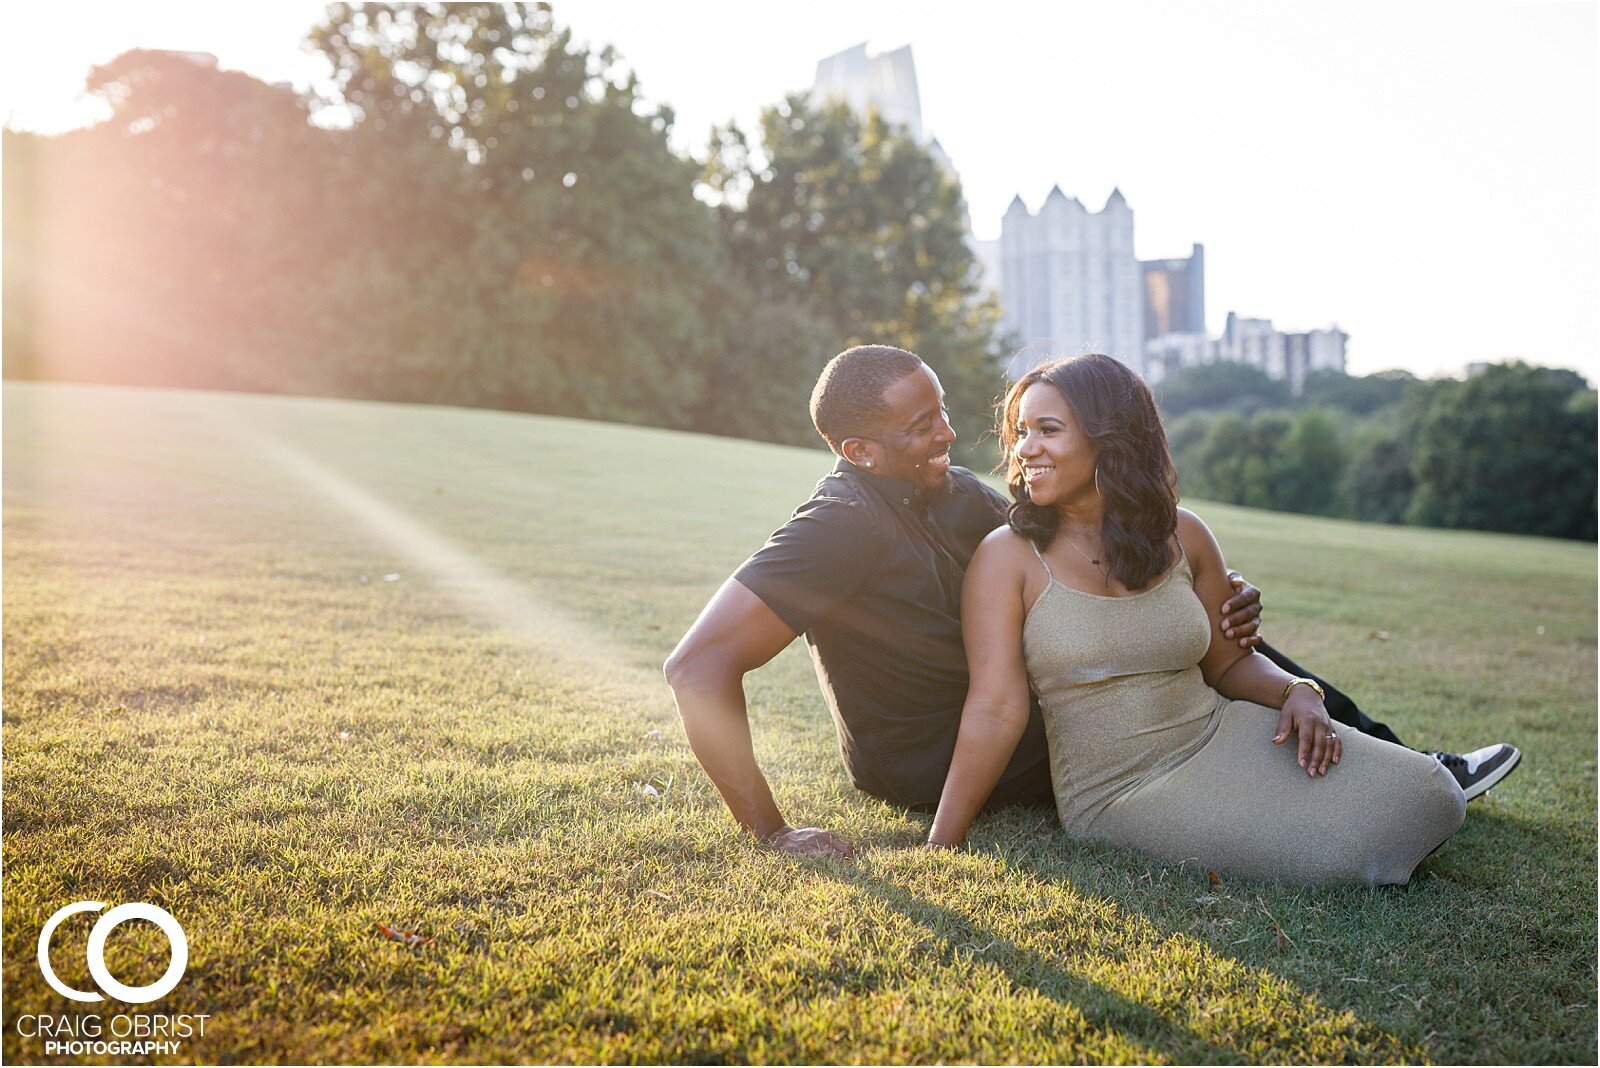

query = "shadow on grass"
[1428, 802, 1598, 886]
[1420, 804, 1598, 994]
[779, 797, 1484, 1061]
[820, 864, 1231, 1062]
[874, 795, 1597, 1063]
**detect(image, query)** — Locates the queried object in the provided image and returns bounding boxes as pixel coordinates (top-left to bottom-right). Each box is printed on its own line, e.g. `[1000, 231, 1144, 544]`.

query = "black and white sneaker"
[1429, 744, 1522, 802]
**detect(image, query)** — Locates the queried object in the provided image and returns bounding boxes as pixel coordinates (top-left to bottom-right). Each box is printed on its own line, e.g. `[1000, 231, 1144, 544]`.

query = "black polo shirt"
[734, 458, 1050, 807]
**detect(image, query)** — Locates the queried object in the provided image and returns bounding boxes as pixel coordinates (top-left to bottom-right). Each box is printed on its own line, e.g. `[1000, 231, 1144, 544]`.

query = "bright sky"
[3, 0, 1596, 379]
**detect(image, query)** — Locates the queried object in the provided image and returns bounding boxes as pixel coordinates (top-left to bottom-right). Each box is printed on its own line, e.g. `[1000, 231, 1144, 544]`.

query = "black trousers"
[976, 641, 1406, 811]
[1255, 641, 1404, 747]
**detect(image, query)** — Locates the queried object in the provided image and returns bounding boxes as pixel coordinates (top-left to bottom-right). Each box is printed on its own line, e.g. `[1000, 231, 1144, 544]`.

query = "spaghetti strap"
[1030, 542, 1055, 582]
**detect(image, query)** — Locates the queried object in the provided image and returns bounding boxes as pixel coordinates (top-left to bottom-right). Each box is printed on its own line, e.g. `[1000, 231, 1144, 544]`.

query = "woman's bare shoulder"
[1175, 506, 1210, 537]
[1175, 507, 1225, 572]
[976, 524, 1035, 557]
[969, 525, 1036, 578]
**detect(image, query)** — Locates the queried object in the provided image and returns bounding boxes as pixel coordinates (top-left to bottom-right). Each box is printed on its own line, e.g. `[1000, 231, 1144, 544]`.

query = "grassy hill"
[4, 381, 1594, 1064]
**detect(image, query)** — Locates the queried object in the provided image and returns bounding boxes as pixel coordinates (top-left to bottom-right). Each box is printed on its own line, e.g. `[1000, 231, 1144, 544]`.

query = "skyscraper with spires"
[999, 186, 1145, 378]
[808, 45, 1340, 389]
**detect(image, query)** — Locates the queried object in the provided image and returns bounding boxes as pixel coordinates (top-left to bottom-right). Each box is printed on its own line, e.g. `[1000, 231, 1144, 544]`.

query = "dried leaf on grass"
[377, 922, 433, 946]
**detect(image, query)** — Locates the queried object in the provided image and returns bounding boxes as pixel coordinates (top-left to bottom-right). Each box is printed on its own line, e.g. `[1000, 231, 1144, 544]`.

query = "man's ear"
[840, 437, 876, 469]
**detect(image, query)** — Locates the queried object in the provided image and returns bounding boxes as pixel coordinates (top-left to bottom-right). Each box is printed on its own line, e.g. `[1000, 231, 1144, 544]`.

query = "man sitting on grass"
[664, 345, 1521, 857]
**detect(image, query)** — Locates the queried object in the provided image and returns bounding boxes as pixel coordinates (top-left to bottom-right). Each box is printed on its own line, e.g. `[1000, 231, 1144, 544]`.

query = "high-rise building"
[1216, 312, 1347, 393]
[1304, 325, 1350, 384]
[812, 43, 992, 291]
[1144, 331, 1218, 385]
[810, 43, 1344, 388]
[970, 237, 1002, 295]
[1145, 316, 1345, 394]
[813, 43, 924, 142]
[1142, 245, 1206, 340]
[999, 186, 1144, 378]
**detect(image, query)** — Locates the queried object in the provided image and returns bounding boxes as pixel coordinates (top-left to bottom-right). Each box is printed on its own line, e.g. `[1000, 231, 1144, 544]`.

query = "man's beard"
[918, 469, 955, 503]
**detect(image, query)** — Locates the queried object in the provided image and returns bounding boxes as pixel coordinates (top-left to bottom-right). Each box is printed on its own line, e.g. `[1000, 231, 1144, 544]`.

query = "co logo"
[37, 901, 188, 1004]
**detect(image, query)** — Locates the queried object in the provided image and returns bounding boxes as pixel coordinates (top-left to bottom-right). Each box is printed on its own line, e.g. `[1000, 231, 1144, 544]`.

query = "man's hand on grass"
[1220, 570, 1264, 648]
[762, 826, 854, 858]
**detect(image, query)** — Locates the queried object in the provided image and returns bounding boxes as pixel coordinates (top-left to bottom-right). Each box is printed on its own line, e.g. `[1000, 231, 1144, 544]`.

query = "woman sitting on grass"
[927, 353, 1465, 884]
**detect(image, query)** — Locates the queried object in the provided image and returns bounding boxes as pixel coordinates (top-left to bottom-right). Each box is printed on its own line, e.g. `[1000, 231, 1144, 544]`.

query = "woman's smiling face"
[1013, 382, 1099, 508]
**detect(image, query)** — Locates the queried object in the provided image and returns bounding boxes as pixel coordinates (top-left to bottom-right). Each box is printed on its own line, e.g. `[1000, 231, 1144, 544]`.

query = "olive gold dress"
[1023, 546, 1465, 886]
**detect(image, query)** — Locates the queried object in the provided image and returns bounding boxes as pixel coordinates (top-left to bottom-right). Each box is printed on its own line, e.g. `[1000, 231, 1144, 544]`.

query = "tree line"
[3, 2, 1592, 540]
[1162, 361, 1596, 540]
[2, 3, 1002, 459]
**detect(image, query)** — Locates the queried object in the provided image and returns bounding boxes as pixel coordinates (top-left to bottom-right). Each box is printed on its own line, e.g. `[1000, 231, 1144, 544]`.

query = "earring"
[1094, 466, 1102, 496]
[864, 460, 874, 468]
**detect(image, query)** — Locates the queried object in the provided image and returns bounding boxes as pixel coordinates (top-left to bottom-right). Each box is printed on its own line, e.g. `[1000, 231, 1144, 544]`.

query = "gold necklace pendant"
[1063, 531, 1103, 567]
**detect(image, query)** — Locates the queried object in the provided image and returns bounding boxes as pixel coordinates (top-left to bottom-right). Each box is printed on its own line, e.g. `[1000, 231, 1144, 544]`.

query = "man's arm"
[664, 577, 853, 858]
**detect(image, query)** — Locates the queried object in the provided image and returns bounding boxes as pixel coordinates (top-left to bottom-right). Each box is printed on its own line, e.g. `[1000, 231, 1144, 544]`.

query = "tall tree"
[6, 50, 341, 391]
[1408, 362, 1596, 539]
[310, 2, 729, 425]
[1272, 407, 1346, 516]
[1340, 422, 1417, 524]
[1, 129, 44, 379]
[1183, 410, 1293, 508]
[705, 96, 1008, 465]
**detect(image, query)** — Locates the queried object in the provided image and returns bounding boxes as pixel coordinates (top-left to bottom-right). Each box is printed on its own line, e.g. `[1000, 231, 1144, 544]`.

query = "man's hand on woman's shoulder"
[1177, 507, 1265, 650]
[1221, 569, 1264, 648]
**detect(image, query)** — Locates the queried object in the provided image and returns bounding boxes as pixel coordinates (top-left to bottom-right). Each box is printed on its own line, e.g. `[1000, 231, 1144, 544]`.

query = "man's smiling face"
[856, 364, 957, 493]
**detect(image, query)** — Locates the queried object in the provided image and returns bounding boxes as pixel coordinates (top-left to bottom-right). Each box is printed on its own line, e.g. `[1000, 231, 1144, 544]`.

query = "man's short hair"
[810, 345, 925, 452]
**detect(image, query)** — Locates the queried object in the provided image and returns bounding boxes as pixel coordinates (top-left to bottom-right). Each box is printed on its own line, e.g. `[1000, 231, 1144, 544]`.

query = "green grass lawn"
[4, 381, 1595, 1065]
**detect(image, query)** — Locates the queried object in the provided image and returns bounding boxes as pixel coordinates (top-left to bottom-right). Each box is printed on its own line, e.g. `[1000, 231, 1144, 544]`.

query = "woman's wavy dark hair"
[998, 353, 1179, 590]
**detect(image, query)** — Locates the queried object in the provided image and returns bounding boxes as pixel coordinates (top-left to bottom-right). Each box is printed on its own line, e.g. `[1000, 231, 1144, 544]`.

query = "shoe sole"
[1462, 748, 1522, 802]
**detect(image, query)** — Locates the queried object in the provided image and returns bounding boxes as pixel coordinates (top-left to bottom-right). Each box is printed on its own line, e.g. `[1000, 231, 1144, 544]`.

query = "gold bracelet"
[1282, 677, 1326, 704]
